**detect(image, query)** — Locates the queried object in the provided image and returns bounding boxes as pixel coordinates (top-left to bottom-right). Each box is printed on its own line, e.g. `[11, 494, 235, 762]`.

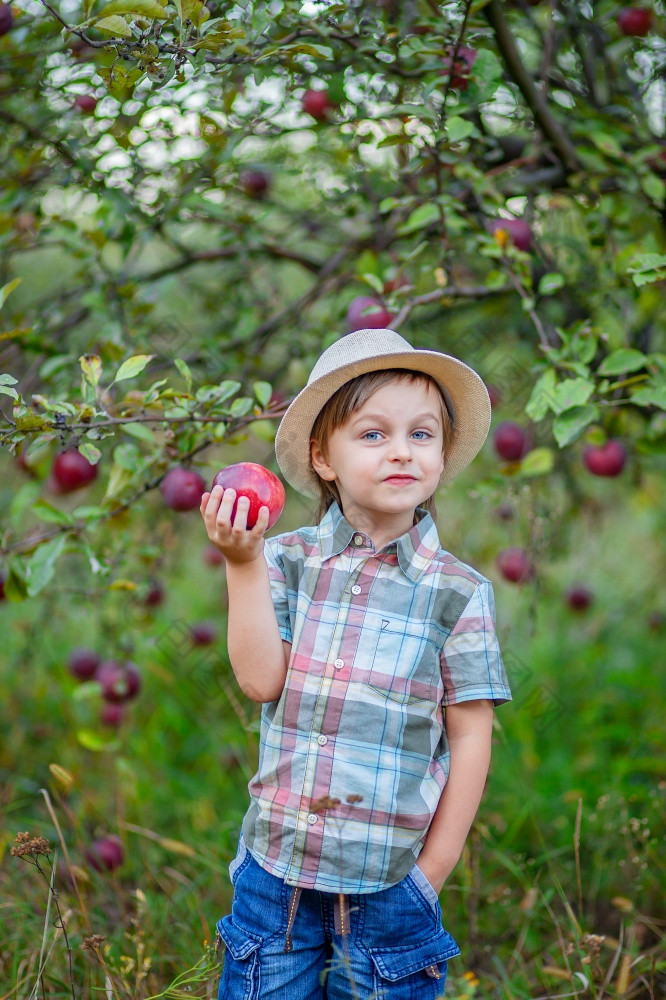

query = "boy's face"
[310, 378, 446, 538]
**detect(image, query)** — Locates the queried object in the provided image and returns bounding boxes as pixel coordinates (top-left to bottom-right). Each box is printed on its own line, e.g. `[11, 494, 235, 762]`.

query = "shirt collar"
[318, 502, 441, 583]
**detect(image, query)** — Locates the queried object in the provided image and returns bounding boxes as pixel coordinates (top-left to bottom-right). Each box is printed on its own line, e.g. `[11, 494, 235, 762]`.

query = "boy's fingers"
[230, 493, 249, 532]
[252, 505, 270, 535]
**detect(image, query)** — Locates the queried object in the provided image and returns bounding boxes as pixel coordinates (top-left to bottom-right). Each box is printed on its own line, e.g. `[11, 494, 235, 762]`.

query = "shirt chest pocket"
[359, 613, 441, 705]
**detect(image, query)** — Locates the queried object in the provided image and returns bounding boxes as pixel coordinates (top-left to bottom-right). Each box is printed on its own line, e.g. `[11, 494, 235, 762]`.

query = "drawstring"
[284, 886, 302, 952]
[284, 888, 351, 951]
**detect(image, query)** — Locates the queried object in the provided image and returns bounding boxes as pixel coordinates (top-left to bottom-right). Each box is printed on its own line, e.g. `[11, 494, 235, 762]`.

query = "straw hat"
[275, 328, 491, 498]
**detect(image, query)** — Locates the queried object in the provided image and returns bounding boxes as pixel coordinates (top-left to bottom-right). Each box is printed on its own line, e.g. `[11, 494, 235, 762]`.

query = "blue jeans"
[216, 841, 460, 999]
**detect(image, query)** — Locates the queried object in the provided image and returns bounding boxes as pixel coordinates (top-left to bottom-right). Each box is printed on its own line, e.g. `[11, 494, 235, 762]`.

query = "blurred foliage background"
[1, 0, 665, 997]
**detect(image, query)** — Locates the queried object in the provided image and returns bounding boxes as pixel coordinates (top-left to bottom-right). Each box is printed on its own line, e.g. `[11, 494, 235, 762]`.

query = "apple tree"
[0, 0, 665, 601]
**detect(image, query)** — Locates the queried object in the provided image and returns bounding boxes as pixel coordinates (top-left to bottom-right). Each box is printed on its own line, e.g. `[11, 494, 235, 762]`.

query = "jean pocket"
[407, 863, 440, 910]
[216, 916, 263, 1000]
[368, 928, 460, 992]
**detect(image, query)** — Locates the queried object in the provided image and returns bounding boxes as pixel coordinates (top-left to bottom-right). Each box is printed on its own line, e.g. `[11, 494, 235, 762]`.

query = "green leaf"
[516, 447, 555, 478]
[122, 421, 156, 444]
[112, 354, 154, 384]
[0, 373, 18, 386]
[95, 13, 133, 35]
[552, 404, 599, 447]
[640, 173, 666, 206]
[537, 273, 565, 295]
[360, 272, 385, 295]
[72, 505, 106, 519]
[0, 385, 18, 400]
[76, 729, 121, 752]
[80, 354, 102, 387]
[253, 381, 272, 408]
[551, 377, 594, 414]
[0, 278, 21, 310]
[598, 349, 647, 376]
[229, 396, 252, 417]
[113, 442, 139, 470]
[626, 253, 666, 287]
[32, 500, 74, 525]
[174, 358, 192, 392]
[631, 384, 666, 409]
[396, 203, 440, 236]
[525, 369, 557, 421]
[446, 116, 475, 143]
[97, 0, 168, 18]
[26, 535, 67, 597]
[78, 441, 102, 465]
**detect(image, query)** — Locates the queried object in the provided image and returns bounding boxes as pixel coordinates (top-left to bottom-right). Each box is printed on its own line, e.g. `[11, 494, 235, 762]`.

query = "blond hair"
[309, 369, 455, 522]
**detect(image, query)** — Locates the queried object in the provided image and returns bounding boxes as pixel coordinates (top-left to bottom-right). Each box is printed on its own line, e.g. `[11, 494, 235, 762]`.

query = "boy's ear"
[310, 439, 336, 482]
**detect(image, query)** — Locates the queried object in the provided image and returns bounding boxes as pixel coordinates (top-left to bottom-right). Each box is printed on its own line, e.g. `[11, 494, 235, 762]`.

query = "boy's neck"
[338, 503, 419, 552]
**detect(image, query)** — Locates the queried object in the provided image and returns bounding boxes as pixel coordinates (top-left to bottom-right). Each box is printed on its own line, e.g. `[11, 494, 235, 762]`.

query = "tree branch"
[484, 0, 582, 175]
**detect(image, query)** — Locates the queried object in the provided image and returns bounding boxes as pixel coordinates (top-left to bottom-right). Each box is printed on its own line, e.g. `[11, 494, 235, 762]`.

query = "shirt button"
[334, 658, 344, 670]
[353, 534, 364, 546]
[351, 584, 361, 595]
[317, 734, 328, 746]
[307, 813, 318, 825]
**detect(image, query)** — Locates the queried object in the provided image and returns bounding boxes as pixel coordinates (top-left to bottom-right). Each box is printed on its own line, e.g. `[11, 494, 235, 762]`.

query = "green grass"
[1, 465, 665, 998]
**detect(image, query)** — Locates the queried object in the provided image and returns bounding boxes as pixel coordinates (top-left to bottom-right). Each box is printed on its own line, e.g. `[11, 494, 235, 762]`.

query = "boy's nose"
[387, 438, 413, 461]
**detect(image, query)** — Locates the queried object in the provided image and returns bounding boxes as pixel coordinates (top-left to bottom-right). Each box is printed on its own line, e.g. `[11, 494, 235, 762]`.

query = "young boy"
[201, 328, 511, 999]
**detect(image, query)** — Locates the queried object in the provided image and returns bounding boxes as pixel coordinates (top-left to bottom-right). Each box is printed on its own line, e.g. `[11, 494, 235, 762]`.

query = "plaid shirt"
[241, 502, 511, 894]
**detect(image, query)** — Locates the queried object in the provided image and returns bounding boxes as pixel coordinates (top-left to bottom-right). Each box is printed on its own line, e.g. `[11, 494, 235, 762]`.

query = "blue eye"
[362, 431, 382, 441]
[412, 430, 432, 440]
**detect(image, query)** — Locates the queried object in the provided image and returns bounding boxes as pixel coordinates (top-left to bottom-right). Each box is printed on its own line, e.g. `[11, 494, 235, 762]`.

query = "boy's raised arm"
[200, 485, 288, 703]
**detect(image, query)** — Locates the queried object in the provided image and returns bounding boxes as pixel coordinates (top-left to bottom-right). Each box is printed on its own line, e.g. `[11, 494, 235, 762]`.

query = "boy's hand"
[200, 485, 270, 565]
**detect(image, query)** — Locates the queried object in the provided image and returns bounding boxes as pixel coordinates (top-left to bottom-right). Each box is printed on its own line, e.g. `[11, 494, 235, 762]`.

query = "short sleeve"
[263, 539, 292, 644]
[440, 579, 511, 706]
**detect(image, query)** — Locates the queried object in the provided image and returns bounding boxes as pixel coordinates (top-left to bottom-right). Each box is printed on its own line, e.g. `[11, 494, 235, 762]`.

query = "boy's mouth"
[383, 475, 418, 485]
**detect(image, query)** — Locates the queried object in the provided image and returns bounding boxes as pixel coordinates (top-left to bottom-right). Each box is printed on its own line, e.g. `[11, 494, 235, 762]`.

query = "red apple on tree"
[211, 462, 285, 530]
[346, 296, 394, 333]
[0, 3, 14, 36]
[241, 169, 271, 198]
[566, 584, 594, 612]
[190, 621, 219, 646]
[583, 439, 627, 477]
[97, 660, 141, 703]
[100, 702, 125, 727]
[68, 648, 101, 681]
[73, 94, 98, 114]
[52, 449, 99, 493]
[160, 467, 206, 511]
[489, 218, 533, 252]
[493, 421, 531, 461]
[496, 547, 535, 584]
[302, 88, 335, 121]
[143, 580, 165, 607]
[86, 836, 124, 872]
[617, 7, 652, 36]
[203, 544, 225, 567]
[440, 45, 477, 89]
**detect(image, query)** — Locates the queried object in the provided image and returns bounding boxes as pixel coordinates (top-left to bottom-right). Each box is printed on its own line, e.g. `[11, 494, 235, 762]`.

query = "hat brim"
[275, 348, 491, 499]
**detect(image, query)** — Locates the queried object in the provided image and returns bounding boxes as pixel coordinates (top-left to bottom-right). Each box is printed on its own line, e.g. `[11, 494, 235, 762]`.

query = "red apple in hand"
[583, 440, 627, 477]
[617, 7, 652, 36]
[346, 296, 394, 333]
[86, 836, 124, 872]
[212, 462, 285, 529]
[161, 467, 206, 511]
[52, 449, 98, 492]
[496, 547, 535, 584]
